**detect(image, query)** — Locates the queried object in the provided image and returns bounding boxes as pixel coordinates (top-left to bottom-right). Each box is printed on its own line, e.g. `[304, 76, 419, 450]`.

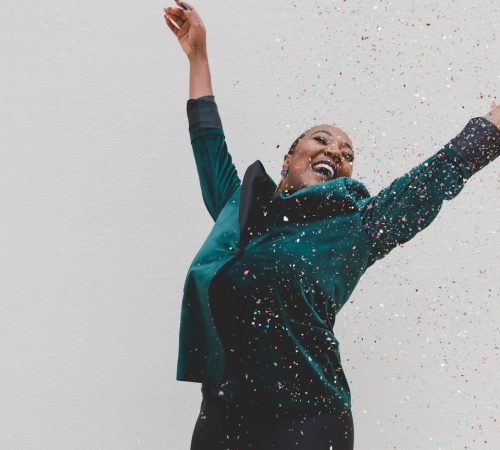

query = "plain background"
[1, 0, 499, 449]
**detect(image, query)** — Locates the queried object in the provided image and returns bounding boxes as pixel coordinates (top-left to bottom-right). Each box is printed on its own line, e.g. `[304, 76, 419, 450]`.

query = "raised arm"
[164, 1, 241, 222]
[359, 103, 500, 269]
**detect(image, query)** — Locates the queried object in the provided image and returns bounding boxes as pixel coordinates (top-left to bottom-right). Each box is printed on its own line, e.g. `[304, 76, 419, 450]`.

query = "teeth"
[312, 162, 334, 178]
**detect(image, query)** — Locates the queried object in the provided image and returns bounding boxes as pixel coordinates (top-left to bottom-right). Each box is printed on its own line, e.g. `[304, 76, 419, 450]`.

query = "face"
[279, 124, 355, 193]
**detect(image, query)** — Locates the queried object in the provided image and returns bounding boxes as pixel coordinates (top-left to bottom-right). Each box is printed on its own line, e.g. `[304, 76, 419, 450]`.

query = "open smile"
[311, 160, 336, 179]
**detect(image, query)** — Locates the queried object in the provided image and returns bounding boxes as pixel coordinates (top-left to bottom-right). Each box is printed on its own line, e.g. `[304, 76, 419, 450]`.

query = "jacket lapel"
[238, 160, 277, 248]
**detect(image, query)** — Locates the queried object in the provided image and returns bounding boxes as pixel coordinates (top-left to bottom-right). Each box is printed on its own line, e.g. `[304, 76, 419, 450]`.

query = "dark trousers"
[190, 389, 354, 450]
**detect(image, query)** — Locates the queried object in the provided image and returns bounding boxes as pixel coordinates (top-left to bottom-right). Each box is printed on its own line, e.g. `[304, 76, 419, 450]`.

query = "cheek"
[340, 161, 354, 176]
[291, 160, 312, 176]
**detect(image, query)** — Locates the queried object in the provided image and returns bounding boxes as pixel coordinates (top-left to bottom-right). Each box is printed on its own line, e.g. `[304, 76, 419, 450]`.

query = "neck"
[271, 178, 285, 201]
[271, 180, 296, 201]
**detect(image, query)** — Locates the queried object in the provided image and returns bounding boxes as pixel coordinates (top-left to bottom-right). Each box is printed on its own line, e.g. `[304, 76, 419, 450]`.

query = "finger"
[165, 12, 190, 40]
[164, 6, 186, 19]
[175, 0, 201, 24]
[164, 10, 186, 28]
[165, 13, 183, 30]
[175, 0, 192, 11]
[164, 14, 180, 33]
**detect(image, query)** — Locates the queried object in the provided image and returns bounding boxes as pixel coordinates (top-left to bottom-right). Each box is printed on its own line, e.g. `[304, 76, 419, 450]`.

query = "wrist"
[483, 115, 500, 131]
[188, 51, 208, 64]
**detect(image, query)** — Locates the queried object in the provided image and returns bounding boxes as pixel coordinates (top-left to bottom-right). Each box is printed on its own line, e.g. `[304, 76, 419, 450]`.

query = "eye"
[313, 136, 327, 144]
[343, 152, 354, 162]
[314, 135, 354, 161]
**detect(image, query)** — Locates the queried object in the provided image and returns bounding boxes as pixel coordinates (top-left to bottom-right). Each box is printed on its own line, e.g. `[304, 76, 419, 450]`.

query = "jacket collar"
[238, 160, 371, 248]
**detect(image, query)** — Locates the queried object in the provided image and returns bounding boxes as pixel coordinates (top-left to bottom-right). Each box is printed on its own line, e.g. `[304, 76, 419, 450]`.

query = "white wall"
[1, 0, 499, 449]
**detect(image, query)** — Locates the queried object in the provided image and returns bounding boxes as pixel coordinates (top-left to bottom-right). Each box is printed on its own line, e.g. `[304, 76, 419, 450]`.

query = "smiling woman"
[163, 2, 500, 449]
[272, 124, 356, 199]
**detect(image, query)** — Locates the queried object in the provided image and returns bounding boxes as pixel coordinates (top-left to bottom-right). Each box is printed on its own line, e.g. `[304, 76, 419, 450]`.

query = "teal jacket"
[177, 95, 499, 415]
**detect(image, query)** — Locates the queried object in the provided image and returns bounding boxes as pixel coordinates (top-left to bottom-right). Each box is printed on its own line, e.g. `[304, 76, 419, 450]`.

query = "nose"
[322, 146, 343, 163]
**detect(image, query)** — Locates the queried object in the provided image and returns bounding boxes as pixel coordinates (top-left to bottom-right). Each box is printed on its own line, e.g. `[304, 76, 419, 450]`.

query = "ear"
[283, 153, 292, 170]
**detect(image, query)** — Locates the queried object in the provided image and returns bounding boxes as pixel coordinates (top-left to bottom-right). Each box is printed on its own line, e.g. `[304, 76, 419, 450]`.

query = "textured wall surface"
[1, 0, 499, 449]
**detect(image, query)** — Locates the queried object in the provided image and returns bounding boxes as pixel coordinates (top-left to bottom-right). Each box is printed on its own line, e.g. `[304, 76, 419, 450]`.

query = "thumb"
[175, 0, 194, 14]
[175, 0, 198, 24]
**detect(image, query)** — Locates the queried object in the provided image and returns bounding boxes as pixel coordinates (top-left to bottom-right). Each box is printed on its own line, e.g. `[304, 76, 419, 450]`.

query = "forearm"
[189, 53, 213, 99]
[360, 115, 500, 267]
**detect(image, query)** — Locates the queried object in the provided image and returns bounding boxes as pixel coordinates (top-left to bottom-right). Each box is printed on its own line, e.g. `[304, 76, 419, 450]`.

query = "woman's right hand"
[163, 1, 207, 60]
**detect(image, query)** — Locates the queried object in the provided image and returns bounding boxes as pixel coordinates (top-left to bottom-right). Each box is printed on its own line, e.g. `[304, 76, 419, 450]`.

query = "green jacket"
[177, 95, 499, 415]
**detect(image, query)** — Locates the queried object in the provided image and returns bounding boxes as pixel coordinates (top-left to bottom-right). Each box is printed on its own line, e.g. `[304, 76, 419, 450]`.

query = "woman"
[164, 2, 500, 449]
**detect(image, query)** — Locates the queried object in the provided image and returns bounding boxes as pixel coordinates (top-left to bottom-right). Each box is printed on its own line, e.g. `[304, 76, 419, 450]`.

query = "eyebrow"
[312, 130, 353, 151]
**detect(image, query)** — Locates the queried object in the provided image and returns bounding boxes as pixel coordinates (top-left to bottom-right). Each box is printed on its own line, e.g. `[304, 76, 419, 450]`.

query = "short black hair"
[288, 130, 308, 155]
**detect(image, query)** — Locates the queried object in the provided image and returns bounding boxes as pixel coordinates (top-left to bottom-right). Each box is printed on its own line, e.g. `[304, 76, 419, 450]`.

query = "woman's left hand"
[484, 101, 500, 130]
